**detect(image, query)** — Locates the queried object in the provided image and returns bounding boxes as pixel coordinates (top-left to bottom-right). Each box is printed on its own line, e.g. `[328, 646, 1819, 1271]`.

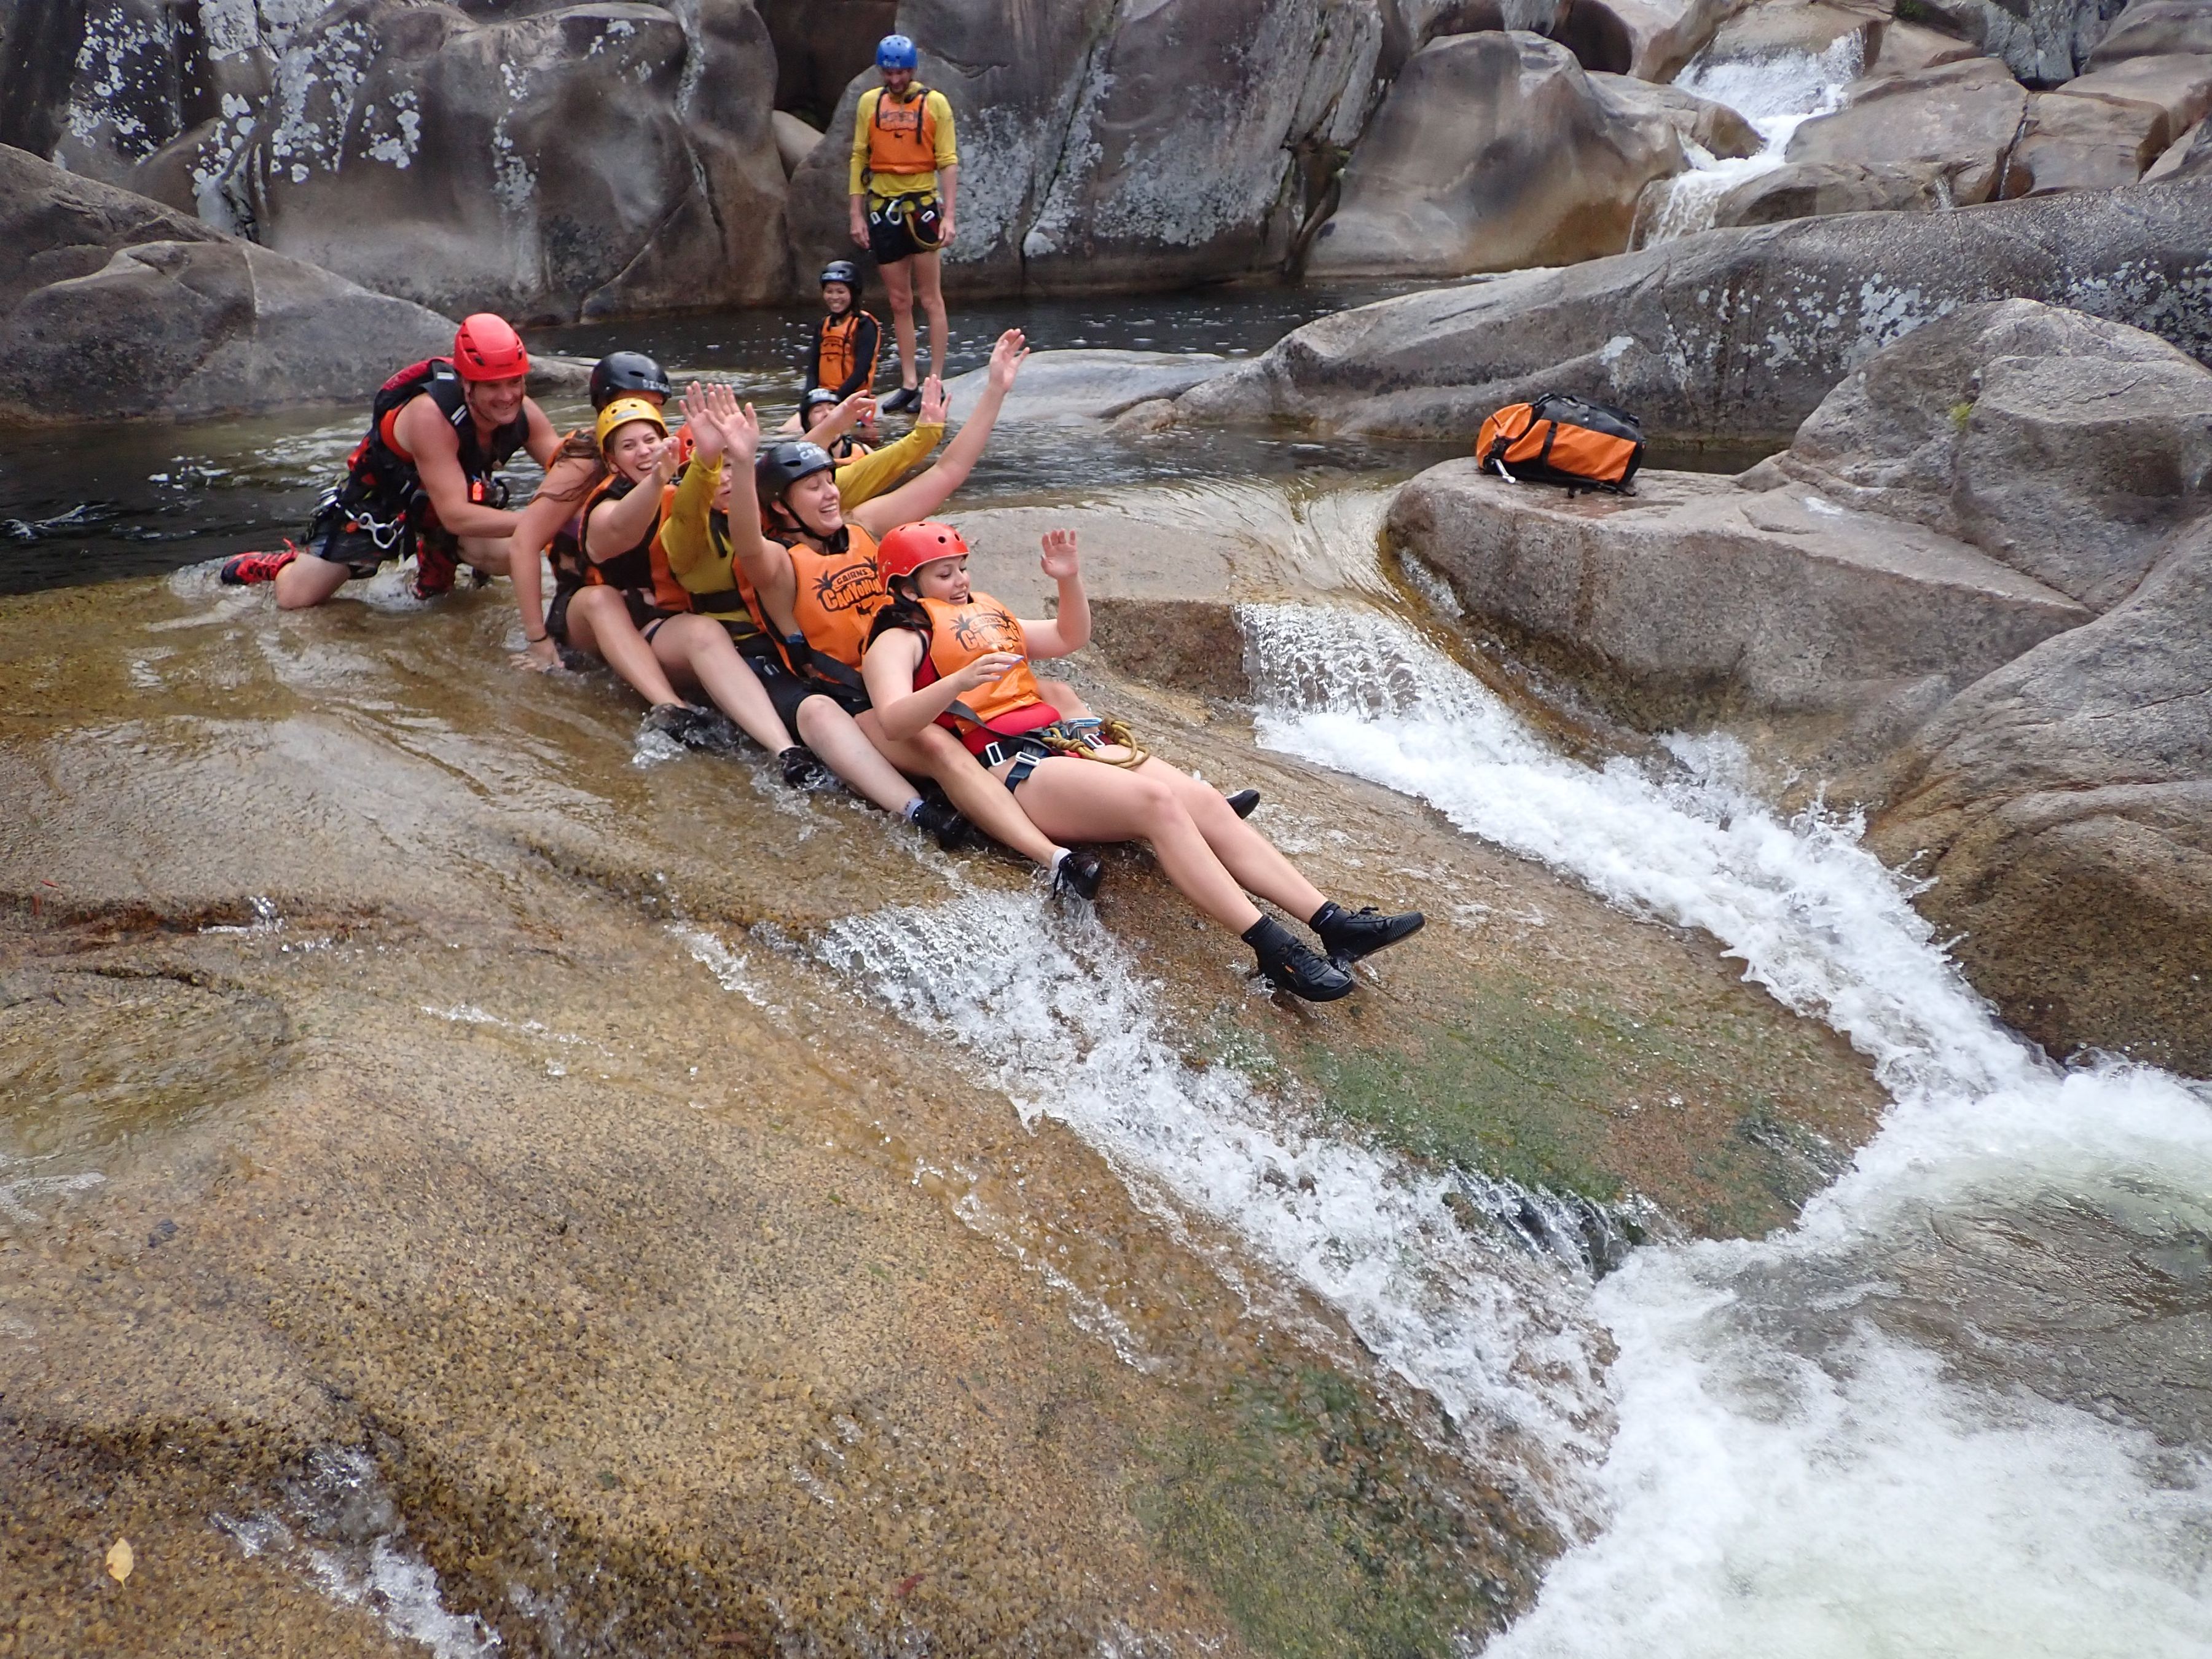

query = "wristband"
[525, 630, 548, 643]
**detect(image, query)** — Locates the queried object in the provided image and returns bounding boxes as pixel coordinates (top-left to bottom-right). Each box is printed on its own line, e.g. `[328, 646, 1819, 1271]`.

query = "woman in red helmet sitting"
[860, 521, 1425, 1001]
[221, 314, 563, 609]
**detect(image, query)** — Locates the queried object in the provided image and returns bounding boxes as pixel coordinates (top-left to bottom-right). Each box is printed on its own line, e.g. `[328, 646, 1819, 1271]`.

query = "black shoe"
[779, 744, 830, 788]
[642, 702, 721, 748]
[1225, 788, 1260, 819]
[1311, 901, 1425, 967]
[1244, 916, 1354, 1002]
[911, 794, 973, 851]
[1053, 849, 1104, 901]
[881, 385, 921, 414]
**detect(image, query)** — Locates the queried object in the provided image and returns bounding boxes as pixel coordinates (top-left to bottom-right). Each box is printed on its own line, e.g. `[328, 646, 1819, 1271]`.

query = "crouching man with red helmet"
[222, 314, 563, 608]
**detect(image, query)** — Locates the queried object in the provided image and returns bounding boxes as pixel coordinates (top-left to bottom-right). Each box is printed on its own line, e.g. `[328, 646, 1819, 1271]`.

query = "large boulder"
[1379, 0, 1654, 76]
[0, 142, 453, 423]
[1710, 159, 1956, 226]
[1175, 177, 2212, 447]
[9, 0, 788, 323]
[785, 0, 1384, 299]
[2001, 85, 2176, 192]
[1895, 0, 2128, 84]
[1870, 517, 2212, 1075]
[1590, 71, 1763, 158]
[940, 349, 1233, 424]
[1304, 31, 1687, 278]
[757, 0, 898, 124]
[2085, 0, 2212, 66]
[1759, 299, 2212, 609]
[2054, 51, 2212, 135]
[1387, 460, 2089, 731]
[1786, 57, 2030, 204]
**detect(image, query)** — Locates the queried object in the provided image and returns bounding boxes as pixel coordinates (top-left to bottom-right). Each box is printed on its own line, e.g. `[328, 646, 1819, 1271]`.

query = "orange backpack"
[1476, 393, 1644, 493]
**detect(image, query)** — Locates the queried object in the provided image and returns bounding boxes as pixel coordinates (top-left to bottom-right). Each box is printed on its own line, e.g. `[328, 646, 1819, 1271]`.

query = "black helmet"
[755, 441, 836, 501]
[589, 350, 672, 411]
[799, 386, 841, 425]
[818, 260, 861, 292]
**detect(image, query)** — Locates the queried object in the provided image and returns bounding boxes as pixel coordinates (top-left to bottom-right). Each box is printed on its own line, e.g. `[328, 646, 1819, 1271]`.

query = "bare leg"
[456, 535, 513, 578]
[1153, 764, 1326, 919]
[1006, 757, 1262, 933]
[797, 699, 925, 814]
[880, 257, 919, 390]
[562, 587, 686, 707]
[650, 616, 795, 753]
[911, 250, 948, 384]
[863, 719, 1062, 868]
[272, 552, 354, 610]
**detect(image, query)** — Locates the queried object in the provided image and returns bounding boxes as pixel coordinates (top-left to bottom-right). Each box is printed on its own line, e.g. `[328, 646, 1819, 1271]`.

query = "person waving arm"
[848, 329, 1027, 538]
[1013, 529, 1089, 658]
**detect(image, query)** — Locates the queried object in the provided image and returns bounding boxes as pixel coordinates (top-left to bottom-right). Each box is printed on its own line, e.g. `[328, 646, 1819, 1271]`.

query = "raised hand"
[683, 382, 726, 465]
[718, 394, 762, 468]
[920, 374, 947, 426]
[647, 431, 684, 482]
[1038, 527, 1080, 581]
[986, 329, 1029, 394]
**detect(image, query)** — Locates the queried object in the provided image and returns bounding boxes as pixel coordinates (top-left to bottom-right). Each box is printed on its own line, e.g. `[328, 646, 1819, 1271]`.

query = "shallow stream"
[4, 284, 2210, 1655]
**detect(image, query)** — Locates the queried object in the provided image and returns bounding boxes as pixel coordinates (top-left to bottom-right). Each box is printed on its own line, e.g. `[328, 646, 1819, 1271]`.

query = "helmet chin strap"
[770, 494, 849, 555]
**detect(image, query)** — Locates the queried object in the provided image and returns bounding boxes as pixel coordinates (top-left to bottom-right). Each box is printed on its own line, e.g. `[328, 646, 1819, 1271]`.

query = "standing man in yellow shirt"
[849, 34, 958, 415]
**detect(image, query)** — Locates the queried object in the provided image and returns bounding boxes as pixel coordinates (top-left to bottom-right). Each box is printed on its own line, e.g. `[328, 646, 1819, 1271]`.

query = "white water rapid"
[1243, 600, 2212, 1657]
[1633, 39, 1865, 246]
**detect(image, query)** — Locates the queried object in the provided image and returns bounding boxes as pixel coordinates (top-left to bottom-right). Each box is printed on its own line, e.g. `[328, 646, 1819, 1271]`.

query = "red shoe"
[220, 544, 300, 586]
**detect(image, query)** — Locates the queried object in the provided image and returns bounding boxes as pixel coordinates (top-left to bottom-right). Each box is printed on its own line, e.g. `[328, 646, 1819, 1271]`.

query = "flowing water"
[1632, 38, 1865, 247]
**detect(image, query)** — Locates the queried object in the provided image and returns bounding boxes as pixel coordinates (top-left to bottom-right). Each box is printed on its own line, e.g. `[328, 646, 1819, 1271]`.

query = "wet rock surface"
[1872, 515, 2212, 1076]
[1175, 177, 2212, 447]
[0, 474, 1896, 1649]
[0, 144, 453, 425]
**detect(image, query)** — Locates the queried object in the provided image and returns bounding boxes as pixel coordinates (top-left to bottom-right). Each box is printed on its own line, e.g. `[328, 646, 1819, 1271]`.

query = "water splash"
[1242, 598, 2212, 1655]
[809, 890, 1612, 1515]
[216, 1448, 500, 1657]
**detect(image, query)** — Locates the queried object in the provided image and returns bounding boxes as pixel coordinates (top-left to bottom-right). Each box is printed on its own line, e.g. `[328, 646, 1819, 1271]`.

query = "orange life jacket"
[581, 474, 692, 613]
[780, 523, 886, 677]
[865, 85, 938, 179]
[816, 311, 880, 394]
[909, 594, 1056, 748]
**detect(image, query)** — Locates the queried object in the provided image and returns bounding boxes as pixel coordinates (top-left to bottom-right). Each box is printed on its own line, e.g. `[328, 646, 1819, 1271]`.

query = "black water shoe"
[881, 385, 922, 415]
[779, 744, 831, 788]
[1244, 916, 1354, 1002]
[912, 794, 974, 851]
[1053, 849, 1105, 901]
[1311, 901, 1425, 967]
[1225, 788, 1260, 819]
[643, 702, 719, 747]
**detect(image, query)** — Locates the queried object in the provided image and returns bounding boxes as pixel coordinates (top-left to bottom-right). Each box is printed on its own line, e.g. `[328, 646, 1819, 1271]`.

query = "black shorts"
[866, 194, 941, 265]
[754, 654, 869, 729]
[312, 509, 407, 581]
[546, 584, 677, 649]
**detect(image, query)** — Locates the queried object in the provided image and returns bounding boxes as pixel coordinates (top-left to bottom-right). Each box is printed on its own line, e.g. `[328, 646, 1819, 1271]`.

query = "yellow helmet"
[595, 396, 668, 450]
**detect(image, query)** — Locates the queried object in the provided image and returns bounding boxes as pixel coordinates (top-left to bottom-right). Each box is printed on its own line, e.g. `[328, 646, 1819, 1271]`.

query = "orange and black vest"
[580, 474, 692, 614]
[907, 593, 1057, 751]
[813, 311, 881, 399]
[865, 86, 938, 180]
[775, 523, 885, 683]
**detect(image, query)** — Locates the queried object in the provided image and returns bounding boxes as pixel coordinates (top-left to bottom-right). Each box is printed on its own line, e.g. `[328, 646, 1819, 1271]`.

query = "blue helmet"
[876, 33, 918, 71]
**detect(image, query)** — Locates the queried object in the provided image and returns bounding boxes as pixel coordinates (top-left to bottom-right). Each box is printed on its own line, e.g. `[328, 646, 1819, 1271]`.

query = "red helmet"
[877, 520, 970, 582]
[452, 313, 530, 382]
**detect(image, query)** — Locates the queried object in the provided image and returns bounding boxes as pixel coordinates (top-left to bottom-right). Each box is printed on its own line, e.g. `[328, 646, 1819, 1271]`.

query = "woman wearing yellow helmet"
[551, 398, 826, 781]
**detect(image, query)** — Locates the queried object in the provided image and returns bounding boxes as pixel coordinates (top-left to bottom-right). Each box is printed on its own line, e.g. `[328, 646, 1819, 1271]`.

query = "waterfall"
[1633, 37, 1864, 247]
